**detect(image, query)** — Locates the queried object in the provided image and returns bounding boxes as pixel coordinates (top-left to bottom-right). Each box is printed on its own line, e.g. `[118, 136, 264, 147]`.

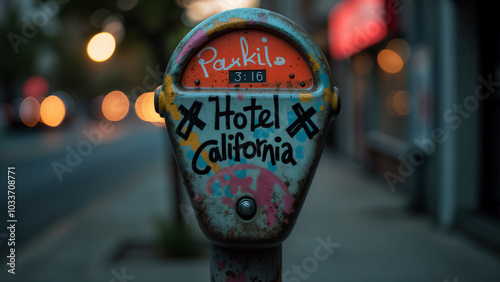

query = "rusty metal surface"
[155, 8, 340, 249]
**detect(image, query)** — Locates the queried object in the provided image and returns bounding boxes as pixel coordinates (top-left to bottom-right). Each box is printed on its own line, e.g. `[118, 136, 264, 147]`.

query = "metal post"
[210, 244, 282, 282]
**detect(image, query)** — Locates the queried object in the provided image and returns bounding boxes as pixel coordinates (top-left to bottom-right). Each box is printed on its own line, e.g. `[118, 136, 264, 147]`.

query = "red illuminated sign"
[181, 30, 313, 89]
[328, 0, 388, 60]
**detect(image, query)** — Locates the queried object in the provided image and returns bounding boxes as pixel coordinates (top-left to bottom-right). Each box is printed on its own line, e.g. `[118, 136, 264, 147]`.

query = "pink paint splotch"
[205, 164, 294, 227]
[176, 29, 208, 64]
[193, 194, 202, 203]
[225, 273, 247, 282]
[258, 13, 268, 23]
[216, 255, 226, 271]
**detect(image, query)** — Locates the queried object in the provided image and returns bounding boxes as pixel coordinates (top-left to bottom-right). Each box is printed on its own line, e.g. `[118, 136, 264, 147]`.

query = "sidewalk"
[2, 149, 500, 281]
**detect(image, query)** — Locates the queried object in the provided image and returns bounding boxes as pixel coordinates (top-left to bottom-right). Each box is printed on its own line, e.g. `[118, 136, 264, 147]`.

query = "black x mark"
[176, 101, 206, 140]
[286, 103, 319, 139]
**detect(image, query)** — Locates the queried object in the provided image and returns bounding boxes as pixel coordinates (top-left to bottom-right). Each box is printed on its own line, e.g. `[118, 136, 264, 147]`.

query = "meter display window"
[181, 29, 314, 89]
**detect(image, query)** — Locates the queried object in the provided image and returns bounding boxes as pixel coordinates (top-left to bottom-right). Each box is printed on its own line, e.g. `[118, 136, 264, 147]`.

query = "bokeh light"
[87, 32, 116, 62]
[103, 20, 125, 44]
[102, 91, 129, 121]
[19, 97, 41, 127]
[377, 49, 404, 74]
[40, 95, 66, 127]
[184, 0, 260, 23]
[134, 92, 147, 121]
[117, 0, 139, 11]
[23, 76, 49, 98]
[393, 90, 411, 116]
[136, 91, 163, 126]
[90, 9, 112, 28]
[386, 38, 412, 63]
[53, 91, 76, 118]
[386, 90, 411, 117]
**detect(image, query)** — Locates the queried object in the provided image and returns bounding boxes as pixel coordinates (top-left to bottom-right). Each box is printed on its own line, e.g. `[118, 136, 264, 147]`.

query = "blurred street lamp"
[387, 38, 412, 63]
[87, 32, 116, 62]
[377, 49, 404, 74]
[102, 90, 129, 121]
[182, 0, 260, 23]
[19, 97, 41, 127]
[40, 95, 66, 127]
[135, 91, 164, 126]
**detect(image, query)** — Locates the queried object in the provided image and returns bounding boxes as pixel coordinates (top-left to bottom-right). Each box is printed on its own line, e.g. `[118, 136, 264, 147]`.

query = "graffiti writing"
[197, 36, 286, 78]
[175, 95, 318, 175]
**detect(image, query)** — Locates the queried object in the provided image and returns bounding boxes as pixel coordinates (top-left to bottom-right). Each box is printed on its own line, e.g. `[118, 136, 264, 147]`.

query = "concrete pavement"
[1, 146, 500, 281]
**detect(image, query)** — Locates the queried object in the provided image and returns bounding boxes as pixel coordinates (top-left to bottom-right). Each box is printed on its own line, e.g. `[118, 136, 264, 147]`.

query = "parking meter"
[155, 8, 340, 281]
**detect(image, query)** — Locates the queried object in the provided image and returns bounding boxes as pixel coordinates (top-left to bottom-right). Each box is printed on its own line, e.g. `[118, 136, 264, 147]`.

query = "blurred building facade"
[263, 0, 500, 249]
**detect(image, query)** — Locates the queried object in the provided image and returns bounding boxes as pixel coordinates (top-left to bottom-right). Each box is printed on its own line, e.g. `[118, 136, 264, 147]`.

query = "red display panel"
[181, 30, 313, 89]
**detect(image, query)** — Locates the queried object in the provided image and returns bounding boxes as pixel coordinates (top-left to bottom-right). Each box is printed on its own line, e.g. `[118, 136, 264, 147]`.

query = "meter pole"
[210, 244, 282, 281]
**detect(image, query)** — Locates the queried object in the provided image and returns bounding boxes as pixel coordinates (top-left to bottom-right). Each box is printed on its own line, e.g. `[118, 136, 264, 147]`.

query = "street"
[0, 116, 169, 253]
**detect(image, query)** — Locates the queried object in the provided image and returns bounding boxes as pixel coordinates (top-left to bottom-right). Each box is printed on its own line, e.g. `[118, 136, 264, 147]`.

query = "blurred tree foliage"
[1, 0, 190, 102]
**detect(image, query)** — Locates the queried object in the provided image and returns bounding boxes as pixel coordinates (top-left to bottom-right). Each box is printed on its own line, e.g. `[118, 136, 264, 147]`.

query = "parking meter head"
[155, 8, 340, 248]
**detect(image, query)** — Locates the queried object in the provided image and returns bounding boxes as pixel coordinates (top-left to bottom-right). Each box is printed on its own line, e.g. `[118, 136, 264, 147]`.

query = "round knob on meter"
[236, 197, 257, 220]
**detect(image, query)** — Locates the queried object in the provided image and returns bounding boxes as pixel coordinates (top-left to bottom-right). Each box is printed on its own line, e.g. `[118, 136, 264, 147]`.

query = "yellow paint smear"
[299, 92, 313, 103]
[180, 130, 221, 173]
[308, 53, 320, 73]
[158, 75, 220, 174]
[159, 75, 220, 174]
[324, 86, 339, 111]
[159, 74, 181, 121]
[206, 17, 247, 36]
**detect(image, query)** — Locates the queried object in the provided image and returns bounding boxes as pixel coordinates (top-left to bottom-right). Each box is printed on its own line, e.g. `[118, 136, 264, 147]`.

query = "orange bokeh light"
[135, 92, 163, 126]
[134, 92, 147, 121]
[377, 49, 404, 74]
[40, 95, 66, 127]
[102, 91, 129, 121]
[87, 32, 116, 62]
[20, 97, 41, 127]
[392, 90, 411, 116]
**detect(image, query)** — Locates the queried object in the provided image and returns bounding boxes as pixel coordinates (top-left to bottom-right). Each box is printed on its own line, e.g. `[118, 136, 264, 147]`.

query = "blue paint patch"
[234, 169, 247, 179]
[296, 130, 307, 143]
[287, 110, 296, 124]
[188, 150, 214, 175]
[319, 73, 329, 84]
[267, 162, 277, 172]
[253, 128, 269, 139]
[296, 146, 304, 159]
[224, 175, 231, 180]
[315, 101, 322, 112]
[210, 180, 234, 197]
[211, 182, 224, 197]
[224, 187, 234, 198]
[196, 154, 208, 172]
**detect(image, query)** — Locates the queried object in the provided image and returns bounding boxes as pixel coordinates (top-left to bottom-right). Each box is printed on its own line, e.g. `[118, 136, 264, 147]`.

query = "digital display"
[229, 70, 266, 84]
